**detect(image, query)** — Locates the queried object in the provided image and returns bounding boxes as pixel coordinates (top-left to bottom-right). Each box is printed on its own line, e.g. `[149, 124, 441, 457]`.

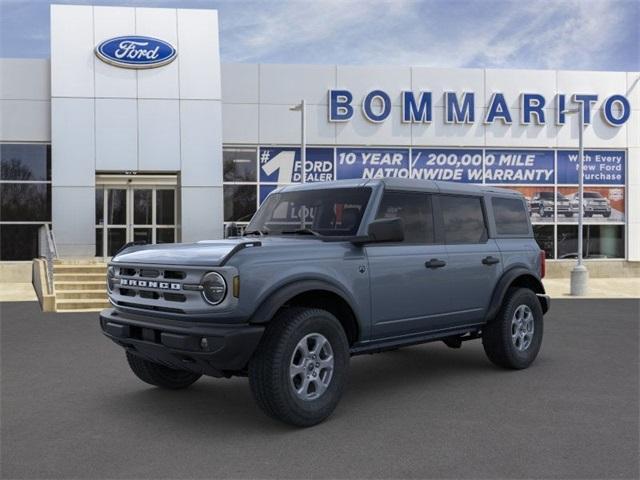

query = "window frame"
[436, 193, 489, 245]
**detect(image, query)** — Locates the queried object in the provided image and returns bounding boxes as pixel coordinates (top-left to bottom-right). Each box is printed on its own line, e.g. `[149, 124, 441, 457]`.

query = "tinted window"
[223, 148, 257, 182]
[440, 195, 487, 244]
[0, 224, 40, 260]
[376, 191, 435, 244]
[224, 185, 257, 222]
[492, 197, 530, 235]
[0, 183, 51, 221]
[0, 144, 51, 181]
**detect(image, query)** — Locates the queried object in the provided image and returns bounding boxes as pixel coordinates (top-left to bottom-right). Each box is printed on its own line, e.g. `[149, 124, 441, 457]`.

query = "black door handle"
[482, 256, 500, 265]
[425, 258, 446, 269]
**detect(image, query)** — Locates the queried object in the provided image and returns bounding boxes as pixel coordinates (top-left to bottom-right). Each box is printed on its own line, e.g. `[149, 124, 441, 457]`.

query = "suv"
[529, 191, 576, 218]
[569, 191, 611, 218]
[100, 179, 550, 427]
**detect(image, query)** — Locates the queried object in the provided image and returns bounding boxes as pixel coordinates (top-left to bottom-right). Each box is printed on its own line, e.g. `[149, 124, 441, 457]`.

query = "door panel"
[367, 244, 450, 339]
[443, 240, 503, 325]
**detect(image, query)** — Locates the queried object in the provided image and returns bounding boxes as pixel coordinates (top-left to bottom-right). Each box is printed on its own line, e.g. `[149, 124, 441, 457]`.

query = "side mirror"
[362, 217, 404, 244]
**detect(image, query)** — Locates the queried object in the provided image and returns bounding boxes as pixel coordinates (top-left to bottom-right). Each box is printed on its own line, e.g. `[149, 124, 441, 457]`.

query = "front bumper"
[100, 308, 264, 377]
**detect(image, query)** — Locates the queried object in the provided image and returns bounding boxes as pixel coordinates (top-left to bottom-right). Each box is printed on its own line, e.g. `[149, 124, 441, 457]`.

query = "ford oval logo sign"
[95, 36, 177, 69]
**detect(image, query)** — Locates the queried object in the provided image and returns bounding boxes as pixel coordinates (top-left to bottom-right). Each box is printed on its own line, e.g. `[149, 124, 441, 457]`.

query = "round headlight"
[201, 272, 227, 305]
[107, 266, 116, 292]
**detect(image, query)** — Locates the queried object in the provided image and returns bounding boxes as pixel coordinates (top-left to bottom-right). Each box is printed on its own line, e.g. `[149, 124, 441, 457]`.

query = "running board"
[350, 324, 484, 356]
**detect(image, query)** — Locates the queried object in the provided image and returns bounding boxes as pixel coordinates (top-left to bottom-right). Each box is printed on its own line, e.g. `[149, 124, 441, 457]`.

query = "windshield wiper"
[281, 228, 321, 237]
[243, 228, 269, 236]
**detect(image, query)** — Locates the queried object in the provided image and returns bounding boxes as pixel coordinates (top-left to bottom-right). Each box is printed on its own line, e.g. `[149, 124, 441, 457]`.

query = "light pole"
[564, 104, 589, 295]
[289, 100, 306, 183]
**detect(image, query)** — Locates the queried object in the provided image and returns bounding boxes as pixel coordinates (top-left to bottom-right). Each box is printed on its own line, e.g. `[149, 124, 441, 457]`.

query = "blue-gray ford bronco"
[100, 179, 550, 427]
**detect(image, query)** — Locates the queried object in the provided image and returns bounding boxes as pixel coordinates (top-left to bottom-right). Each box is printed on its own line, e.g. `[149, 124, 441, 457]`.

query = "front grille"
[110, 264, 205, 313]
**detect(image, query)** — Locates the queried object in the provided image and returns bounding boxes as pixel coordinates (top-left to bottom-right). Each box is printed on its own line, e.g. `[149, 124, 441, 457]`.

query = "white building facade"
[0, 4, 638, 265]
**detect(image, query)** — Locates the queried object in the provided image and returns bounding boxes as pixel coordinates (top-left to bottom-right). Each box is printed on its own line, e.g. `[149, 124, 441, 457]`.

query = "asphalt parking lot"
[1, 300, 638, 479]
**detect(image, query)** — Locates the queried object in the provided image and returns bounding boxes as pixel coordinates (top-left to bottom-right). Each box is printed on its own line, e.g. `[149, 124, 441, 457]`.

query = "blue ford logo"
[95, 36, 177, 69]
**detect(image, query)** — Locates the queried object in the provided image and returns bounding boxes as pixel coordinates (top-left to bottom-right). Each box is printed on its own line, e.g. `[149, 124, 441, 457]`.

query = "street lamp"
[563, 104, 588, 295]
[289, 100, 306, 183]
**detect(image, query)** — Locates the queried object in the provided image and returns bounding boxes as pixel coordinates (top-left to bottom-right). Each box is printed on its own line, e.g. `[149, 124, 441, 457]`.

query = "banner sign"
[484, 150, 554, 184]
[410, 149, 483, 183]
[336, 148, 410, 179]
[259, 147, 334, 183]
[557, 150, 625, 185]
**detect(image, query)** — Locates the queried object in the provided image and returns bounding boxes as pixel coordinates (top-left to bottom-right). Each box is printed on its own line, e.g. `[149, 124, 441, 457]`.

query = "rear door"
[437, 194, 502, 326]
[366, 190, 451, 339]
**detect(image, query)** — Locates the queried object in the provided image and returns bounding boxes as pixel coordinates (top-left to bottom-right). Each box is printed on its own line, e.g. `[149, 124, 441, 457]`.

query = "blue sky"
[0, 0, 638, 70]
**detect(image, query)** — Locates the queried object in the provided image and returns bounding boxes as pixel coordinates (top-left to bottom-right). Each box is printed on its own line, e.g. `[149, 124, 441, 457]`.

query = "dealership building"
[1, 4, 639, 273]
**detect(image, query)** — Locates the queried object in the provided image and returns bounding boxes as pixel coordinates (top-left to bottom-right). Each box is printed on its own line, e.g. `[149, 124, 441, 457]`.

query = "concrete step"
[53, 265, 107, 274]
[55, 299, 110, 311]
[53, 273, 106, 282]
[55, 290, 108, 300]
[55, 281, 106, 291]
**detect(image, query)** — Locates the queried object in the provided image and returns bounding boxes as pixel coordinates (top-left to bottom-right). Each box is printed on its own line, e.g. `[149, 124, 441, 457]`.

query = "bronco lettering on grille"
[120, 278, 181, 290]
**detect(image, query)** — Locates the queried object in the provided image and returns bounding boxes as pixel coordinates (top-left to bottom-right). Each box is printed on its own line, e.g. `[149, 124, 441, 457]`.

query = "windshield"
[246, 187, 372, 237]
[584, 192, 603, 198]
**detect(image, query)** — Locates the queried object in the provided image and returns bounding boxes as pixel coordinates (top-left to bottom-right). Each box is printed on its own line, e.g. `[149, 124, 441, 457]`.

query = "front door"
[96, 178, 177, 257]
[366, 190, 452, 340]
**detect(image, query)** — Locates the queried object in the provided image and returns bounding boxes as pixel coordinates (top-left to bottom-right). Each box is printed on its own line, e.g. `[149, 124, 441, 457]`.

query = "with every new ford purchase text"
[100, 179, 550, 426]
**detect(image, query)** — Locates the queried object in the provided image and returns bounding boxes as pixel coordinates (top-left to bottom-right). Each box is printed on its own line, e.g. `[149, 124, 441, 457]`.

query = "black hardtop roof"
[278, 178, 522, 197]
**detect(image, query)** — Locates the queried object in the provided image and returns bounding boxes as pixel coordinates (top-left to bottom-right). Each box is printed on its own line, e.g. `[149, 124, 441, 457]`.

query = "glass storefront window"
[156, 228, 175, 243]
[156, 190, 175, 225]
[533, 225, 555, 259]
[0, 183, 51, 221]
[107, 189, 126, 225]
[95, 188, 104, 226]
[0, 144, 51, 181]
[223, 148, 257, 182]
[133, 189, 153, 225]
[224, 185, 257, 222]
[0, 224, 41, 260]
[557, 225, 624, 259]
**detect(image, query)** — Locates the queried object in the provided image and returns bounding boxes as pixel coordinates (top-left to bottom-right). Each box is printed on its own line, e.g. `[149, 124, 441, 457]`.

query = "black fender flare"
[484, 267, 547, 322]
[248, 278, 360, 327]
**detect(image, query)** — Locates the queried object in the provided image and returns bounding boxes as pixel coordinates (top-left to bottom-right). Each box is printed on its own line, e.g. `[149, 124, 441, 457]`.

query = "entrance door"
[96, 179, 177, 257]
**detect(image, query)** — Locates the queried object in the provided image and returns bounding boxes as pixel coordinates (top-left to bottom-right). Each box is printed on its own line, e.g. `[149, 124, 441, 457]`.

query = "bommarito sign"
[328, 90, 631, 127]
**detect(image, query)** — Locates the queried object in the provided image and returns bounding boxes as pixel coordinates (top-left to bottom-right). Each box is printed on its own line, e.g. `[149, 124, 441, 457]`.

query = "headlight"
[107, 266, 116, 292]
[201, 272, 227, 305]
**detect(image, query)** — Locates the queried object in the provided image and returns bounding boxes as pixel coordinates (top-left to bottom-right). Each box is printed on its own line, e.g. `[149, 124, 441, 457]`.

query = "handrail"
[38, 224, 58, 294]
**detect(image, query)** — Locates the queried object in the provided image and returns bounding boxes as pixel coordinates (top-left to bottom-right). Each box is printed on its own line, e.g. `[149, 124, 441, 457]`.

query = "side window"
[375, 191, 435, 244]
[492, 197, 530, 235]
[440, 195, 487, 244]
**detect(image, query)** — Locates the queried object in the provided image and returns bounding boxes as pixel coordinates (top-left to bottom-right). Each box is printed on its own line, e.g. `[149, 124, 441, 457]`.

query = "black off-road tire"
[482, 287, 543, 369]
[248, 307, 350, 427]
[126, 351, 202, 389]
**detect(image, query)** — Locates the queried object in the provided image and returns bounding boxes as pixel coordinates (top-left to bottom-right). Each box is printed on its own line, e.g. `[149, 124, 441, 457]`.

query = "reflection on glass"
[107, 189, 126, 225]
[156, 190, 175, 225]
[557, 225, 624, 259]
[0, 184, 51, 221]
[133, 190, 152, 225]
[224, 185, 257, 222]
[223, 148, 257, 182]
[156, 228, 175, 244]
[133, 228, 152, 244]
[95, 188, 104, 225]
[107, 228, 127, 256]
[0, 224, 41, 260]
[533, 225, 554, 259]
[95, 228, 104, 256]
[0, 144, 51, 181]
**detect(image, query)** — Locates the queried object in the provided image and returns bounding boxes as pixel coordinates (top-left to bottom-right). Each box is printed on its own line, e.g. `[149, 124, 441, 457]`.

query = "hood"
[111, 236, 325, 267]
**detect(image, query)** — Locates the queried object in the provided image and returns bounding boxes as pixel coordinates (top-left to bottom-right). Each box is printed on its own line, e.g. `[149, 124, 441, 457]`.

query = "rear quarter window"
[492, 197, 530, 235]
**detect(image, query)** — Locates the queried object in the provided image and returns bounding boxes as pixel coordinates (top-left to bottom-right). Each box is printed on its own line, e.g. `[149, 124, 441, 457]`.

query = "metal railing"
[38, 224, 58, 293]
